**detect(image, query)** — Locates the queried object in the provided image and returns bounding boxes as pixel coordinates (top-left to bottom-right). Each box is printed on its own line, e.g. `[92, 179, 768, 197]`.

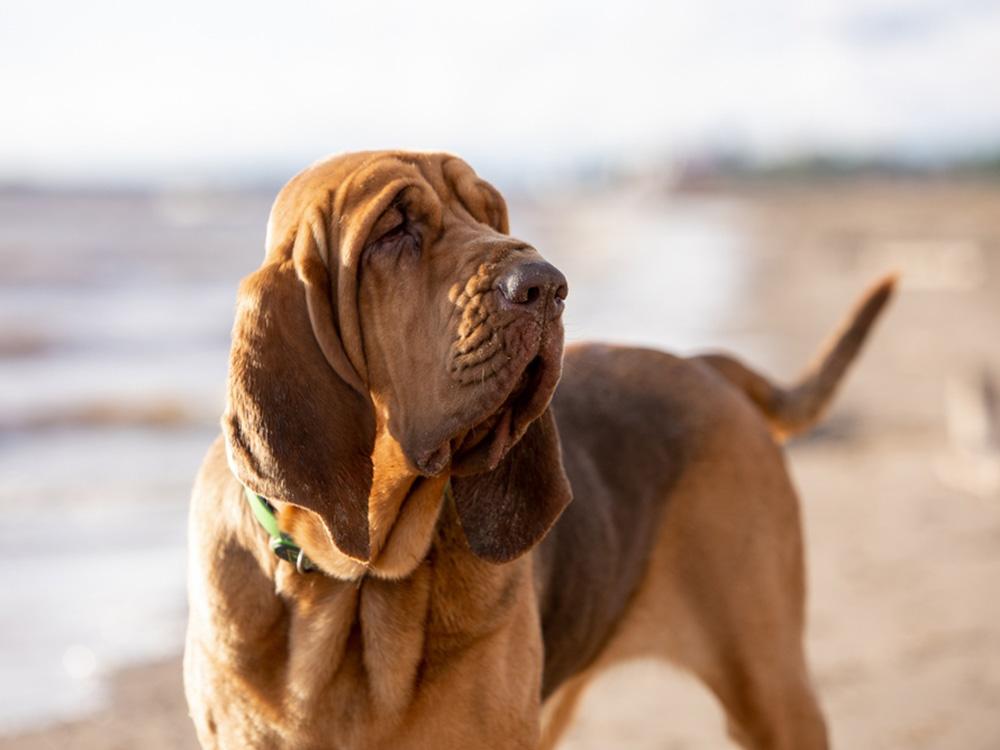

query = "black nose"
[496, 261, 568, 309]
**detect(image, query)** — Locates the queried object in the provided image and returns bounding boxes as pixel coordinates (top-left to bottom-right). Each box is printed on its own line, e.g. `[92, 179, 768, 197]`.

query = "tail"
[697, 274, 897, 441]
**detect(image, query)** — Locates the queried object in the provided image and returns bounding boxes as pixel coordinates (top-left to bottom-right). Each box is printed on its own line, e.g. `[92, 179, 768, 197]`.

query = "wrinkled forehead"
[265, 152, 508, 258]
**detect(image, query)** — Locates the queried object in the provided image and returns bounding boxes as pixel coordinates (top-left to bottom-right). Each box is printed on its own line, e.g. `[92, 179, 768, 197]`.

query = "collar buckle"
[244, 485, 319, 574]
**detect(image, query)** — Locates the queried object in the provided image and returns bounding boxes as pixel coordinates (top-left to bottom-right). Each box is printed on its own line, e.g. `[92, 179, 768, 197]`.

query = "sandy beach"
[3, 179, 999, 748]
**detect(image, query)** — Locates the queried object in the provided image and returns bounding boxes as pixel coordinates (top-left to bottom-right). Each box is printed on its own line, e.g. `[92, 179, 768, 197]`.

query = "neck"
[276, 428, 448, 580]
[204, 438, 537, 744]
[250, 501, 533, 740]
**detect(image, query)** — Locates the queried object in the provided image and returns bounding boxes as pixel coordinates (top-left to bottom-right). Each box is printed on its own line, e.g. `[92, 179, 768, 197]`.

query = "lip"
[413, 356, 542, 476]
[410, 339, 562, 477]
[410, 302, 566, 477]
[448, 354, 543, 467]
[449, 333, 563, 475]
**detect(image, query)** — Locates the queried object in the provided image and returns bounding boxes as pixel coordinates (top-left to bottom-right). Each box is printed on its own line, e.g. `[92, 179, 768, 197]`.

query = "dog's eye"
[366, 204, 421, 259]
[370, 206, 404, 241]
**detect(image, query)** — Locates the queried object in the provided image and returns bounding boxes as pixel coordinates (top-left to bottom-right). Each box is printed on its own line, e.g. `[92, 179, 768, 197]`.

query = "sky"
[2, 0, 999, 184]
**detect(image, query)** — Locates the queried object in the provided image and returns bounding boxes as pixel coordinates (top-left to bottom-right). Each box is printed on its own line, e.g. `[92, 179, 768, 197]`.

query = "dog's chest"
[210, 544, 537, 748]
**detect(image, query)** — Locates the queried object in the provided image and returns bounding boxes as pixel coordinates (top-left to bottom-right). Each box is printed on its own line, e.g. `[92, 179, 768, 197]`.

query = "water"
[0, 188, 269, 732]
[0, 182, 751, 733]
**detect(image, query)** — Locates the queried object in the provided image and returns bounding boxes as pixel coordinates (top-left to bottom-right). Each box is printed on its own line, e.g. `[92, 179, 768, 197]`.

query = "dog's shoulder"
[554, 342, 766, 443]
[536, 343, 776, 696]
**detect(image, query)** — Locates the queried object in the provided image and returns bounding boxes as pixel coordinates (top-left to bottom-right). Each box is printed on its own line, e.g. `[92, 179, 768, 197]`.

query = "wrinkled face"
[357, 181, 567, 477]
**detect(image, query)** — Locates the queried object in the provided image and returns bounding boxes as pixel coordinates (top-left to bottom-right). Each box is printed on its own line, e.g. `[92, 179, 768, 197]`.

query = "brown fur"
[184, 150, 894, 749]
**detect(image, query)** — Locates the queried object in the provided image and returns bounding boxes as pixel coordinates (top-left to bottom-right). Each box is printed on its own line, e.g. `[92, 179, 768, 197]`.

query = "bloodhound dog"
[184, 151, 893, 749]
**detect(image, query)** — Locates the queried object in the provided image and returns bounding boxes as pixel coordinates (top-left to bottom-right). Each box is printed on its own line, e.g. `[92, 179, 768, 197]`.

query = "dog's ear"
[451, 408, 572, 563]
[223, 209, 375, 562]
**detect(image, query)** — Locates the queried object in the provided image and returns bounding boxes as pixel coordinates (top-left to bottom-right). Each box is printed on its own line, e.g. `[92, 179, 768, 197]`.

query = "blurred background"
[2, 1, 999, 747]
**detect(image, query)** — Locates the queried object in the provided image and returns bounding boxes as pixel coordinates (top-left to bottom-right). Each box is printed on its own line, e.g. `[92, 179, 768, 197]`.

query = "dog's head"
[223, 151, 571, 571]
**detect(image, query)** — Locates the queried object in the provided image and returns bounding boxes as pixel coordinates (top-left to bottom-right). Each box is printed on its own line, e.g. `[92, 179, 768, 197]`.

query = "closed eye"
[378, 212, 408, 241]
[365, 203, 421, 259]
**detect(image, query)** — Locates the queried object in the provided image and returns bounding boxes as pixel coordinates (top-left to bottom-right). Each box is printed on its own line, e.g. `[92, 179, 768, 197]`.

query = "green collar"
[244, 481, 454, 575]
[243, 486, 318, 574]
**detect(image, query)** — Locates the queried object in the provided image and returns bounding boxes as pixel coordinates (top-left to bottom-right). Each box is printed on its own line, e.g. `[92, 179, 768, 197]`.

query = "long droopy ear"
[450, 408, 572, 563]
[223, 210, 375, 562]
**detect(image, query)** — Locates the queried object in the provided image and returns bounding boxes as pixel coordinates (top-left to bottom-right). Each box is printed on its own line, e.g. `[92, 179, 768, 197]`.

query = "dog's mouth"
[412, 336, 562, 477]
[448, 354, 547, 473]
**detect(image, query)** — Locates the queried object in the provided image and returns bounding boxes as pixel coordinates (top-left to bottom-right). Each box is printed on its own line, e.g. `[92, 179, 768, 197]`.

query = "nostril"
[524, 286, 541, 305]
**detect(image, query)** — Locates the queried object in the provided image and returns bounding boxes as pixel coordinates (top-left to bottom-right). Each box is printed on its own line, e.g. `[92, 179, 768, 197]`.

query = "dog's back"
[535, 276, 895, 705]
